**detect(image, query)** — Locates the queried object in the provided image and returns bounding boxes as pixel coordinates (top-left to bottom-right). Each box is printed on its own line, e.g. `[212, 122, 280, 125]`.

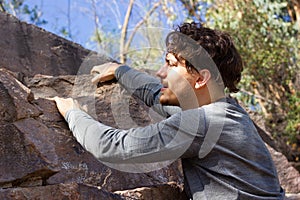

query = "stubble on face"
[159, 53, 180, 106]
[159, 86, 180, 106]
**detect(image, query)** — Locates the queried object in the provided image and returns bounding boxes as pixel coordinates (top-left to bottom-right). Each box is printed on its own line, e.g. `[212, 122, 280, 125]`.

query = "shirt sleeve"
[115, 65, 181, 117]
[65, 108, 205, 164]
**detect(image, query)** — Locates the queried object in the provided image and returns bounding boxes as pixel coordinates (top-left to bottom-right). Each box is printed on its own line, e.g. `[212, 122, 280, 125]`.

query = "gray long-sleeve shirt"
[65, 65, 284, 199]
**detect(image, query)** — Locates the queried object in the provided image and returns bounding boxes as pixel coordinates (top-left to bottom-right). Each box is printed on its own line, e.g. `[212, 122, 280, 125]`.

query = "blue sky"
[18, 0, 184, 65]
[26, 0, 95, 48]
[22, 0, 191, 52]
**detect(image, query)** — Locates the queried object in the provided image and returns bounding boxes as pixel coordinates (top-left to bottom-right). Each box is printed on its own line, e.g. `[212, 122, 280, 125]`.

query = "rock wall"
[0, 67, 186, 199]
[0, 12, 299, 199]
[0, 12, 112, 78]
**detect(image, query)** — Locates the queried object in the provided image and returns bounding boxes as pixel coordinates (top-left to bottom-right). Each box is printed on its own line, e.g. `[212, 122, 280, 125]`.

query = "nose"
[156, 63, 168, 79]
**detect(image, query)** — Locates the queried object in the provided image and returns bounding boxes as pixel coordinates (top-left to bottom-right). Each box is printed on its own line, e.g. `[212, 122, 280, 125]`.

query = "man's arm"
[65, 108, 203, 163]
[115, 65, 161, 107]
[115, 65, 181, 117]
[91, 63, 181, 117]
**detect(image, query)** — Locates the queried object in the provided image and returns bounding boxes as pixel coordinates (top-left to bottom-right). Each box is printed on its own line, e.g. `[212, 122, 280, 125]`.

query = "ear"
[195, 69, 211, 89]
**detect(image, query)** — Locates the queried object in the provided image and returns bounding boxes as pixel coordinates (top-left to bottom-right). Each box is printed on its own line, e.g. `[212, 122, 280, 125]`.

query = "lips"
[161, 80, 168, 91]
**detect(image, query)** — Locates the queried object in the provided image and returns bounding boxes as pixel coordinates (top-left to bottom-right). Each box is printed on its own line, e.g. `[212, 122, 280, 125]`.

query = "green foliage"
[285, 92, 300, 142]
[194, 0, 299, 143]
[127, 18, 165, 70]
[90, 28, 120, 59]
[205, 0, 297, 84]
[90, 1, 167, 69]
[22, 4, 47, 26]
[1, 0, 47, 26]
[59, 27, 70, 38]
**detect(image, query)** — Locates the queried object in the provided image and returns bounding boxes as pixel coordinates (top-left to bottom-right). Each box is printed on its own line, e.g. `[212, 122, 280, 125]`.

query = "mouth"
[161, 81, 168, 91]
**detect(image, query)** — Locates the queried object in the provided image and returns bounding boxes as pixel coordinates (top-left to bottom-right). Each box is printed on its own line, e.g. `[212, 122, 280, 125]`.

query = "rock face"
[0, 68, 57, 189]
[0, 11, 299, 199]
[0, 182, 124, 200]
[0, 68, 185, 199]
[0, 12, 112, 78]
[268, 145, 300, 193]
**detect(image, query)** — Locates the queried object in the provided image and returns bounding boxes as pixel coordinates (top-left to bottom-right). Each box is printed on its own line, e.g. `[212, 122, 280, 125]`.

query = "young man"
[54, 22, 284, 199]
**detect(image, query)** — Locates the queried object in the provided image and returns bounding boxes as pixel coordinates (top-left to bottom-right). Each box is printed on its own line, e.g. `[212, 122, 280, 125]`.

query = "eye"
[165, 56, 178, 68]
[168, 62, 177, 67]
[165, 60, 174, 68]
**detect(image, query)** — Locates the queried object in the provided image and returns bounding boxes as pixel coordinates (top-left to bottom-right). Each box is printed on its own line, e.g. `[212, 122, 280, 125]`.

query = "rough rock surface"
[0, 11, 299, 199]
[0, 182, 124, 200]
[0, 68, 58, 189]
[268, 145, 300, 193]
[0, 12, 112, 78]
[0, 67, 184, 198]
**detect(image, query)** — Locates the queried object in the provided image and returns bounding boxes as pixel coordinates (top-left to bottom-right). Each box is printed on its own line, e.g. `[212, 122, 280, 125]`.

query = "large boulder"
[0, 68, 57, 189]
[0, 67, 185, 199]
[0, 182, 124, 200]
[0, 12, 112, 78]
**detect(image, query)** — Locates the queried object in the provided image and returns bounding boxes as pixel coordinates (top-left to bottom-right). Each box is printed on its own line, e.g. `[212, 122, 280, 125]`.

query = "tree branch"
[120, 0, 135, 63]
[179, 0, 201, 21]
[91, 0, 101, 44]
[123, 1, 161, 61]
[0, 0, 6, 12]
[8, 1, 17, 16]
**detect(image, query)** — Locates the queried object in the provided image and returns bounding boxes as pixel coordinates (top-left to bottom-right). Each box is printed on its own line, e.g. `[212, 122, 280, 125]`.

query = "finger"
[49, 96, 60, 102]
[91, 74, 102, 84]
[91, 63, 112, 74]
[91, 65, 102, 74]
[46, 97, 55, 101]
[73, 99, 81, 109]
[91, 62, 118, 73]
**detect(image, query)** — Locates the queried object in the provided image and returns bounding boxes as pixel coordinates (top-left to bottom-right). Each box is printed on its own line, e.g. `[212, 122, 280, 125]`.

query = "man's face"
[156, 53, 198, 107]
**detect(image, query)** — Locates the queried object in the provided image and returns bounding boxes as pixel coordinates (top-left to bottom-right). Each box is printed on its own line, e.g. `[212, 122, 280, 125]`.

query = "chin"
[159, 97, 170, 105]
[159, 97, 179, 106]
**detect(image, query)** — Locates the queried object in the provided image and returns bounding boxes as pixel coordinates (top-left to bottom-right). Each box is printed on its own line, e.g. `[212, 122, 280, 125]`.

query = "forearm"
[65, 109, 199, 163]
[66, 109, 128, 162]
[115, 65, 162, 107]
[115, 65, 181, 117]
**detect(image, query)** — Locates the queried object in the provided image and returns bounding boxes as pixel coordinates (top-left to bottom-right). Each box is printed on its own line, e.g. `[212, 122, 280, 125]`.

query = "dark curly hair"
[165, 22, 243, 93]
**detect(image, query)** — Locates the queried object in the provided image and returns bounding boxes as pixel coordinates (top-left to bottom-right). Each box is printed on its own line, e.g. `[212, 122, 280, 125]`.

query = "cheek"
[167, 70, 182, 88]
[168, 71, 194, 94]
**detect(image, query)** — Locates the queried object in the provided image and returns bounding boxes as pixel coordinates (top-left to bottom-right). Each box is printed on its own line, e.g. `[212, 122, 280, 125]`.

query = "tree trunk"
[120, 0, 134, 64]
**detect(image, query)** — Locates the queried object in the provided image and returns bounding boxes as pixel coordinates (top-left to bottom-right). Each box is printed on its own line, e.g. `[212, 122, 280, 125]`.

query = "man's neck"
[181, 85, 225, 110]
